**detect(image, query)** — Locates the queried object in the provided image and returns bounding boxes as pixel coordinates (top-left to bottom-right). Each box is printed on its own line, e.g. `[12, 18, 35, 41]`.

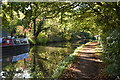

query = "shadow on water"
[1, 40, 89, 79]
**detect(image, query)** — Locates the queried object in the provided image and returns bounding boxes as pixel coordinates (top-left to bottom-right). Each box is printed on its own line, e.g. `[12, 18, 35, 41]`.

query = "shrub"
[36, 33, 48, 45]
[102, 28, 120, 76]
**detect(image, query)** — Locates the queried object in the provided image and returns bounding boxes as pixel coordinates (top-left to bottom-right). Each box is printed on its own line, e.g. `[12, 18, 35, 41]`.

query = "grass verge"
[51, 41, 94, 79]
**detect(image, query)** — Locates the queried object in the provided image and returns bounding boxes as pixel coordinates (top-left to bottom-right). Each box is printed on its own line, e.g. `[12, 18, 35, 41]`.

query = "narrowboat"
[1, 36, 30, 57]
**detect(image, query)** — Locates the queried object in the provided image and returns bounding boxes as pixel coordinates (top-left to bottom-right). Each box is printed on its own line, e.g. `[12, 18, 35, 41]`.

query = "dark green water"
[2, 40, 87, 79]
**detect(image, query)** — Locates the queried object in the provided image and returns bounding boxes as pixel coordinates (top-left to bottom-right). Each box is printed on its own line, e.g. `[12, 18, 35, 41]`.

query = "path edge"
[51, 40, 97, 79]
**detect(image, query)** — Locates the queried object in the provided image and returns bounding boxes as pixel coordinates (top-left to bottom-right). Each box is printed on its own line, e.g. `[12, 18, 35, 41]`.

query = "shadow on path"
[58, 42, 103, 80]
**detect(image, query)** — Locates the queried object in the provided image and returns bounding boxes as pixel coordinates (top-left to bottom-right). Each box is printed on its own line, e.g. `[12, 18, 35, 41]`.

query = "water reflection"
[29, 45, 74, 79]
[2, 40, 88, 79]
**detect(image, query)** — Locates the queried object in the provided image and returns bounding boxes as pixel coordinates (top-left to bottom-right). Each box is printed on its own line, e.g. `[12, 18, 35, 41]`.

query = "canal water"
[1, 40, 88, 79]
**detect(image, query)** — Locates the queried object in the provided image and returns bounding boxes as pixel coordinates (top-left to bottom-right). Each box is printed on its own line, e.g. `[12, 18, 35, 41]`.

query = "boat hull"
[2, 44, 30, 58]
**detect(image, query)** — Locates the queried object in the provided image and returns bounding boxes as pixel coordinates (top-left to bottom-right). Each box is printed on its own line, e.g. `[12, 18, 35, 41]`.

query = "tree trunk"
[33, 18, 37, 43]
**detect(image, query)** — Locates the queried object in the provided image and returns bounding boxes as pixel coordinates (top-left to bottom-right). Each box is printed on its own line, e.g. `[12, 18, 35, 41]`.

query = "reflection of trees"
[30, 46, 49, 79]
[2, 62, 23, 79]
[2, 63, 16, 79]
[30, 45, 72, 79]
[2, 54, 30, 79]
[2, 42, 78, 79]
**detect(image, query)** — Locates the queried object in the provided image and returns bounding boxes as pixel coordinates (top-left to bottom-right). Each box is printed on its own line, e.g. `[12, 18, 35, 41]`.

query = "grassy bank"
[51, 41, 95, 79]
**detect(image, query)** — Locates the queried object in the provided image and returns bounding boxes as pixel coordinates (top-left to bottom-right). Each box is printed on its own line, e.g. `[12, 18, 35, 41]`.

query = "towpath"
[58, 41, 105, 80]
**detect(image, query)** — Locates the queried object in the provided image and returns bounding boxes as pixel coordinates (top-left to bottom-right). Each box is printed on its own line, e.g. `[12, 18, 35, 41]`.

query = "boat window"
[15, 40, 21, 44]
[21, 41, 27, 44]
[21, 38, 28, 44]
[6, 40, 10, 44]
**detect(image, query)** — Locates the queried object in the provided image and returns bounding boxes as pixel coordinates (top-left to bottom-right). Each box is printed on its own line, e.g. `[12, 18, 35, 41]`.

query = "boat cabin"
[2, 36, 29, 46]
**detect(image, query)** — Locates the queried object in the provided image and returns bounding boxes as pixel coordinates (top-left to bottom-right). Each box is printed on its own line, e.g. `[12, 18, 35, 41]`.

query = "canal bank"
[56, 41, 105, 80]
[51, 41, 87, 79]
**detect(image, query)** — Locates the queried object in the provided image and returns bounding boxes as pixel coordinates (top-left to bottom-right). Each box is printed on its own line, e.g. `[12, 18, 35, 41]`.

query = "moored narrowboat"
[1, 36, 30, 57]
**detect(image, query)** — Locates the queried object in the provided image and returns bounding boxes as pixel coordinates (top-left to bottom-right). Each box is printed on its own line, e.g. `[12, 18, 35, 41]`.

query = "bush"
[36, 33, 48, 45]
[102, 28, 120, 76]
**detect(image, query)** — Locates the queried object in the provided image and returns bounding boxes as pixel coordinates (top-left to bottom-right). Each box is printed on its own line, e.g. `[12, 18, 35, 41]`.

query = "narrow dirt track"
[57, 42, 104, 80]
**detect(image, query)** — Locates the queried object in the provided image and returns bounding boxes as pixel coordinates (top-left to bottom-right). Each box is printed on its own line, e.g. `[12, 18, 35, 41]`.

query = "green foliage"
[36, 33, 48, 45]
[52, 54, 75, 79]
[2, 2, 93, 43]
[28, 37, 36, 44]
[102, 28, 120, 76]
[93, 2, 120, 32]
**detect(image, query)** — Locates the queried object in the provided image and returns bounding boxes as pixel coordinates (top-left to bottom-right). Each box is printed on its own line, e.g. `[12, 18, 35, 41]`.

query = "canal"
[1, 40, 88, 79]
